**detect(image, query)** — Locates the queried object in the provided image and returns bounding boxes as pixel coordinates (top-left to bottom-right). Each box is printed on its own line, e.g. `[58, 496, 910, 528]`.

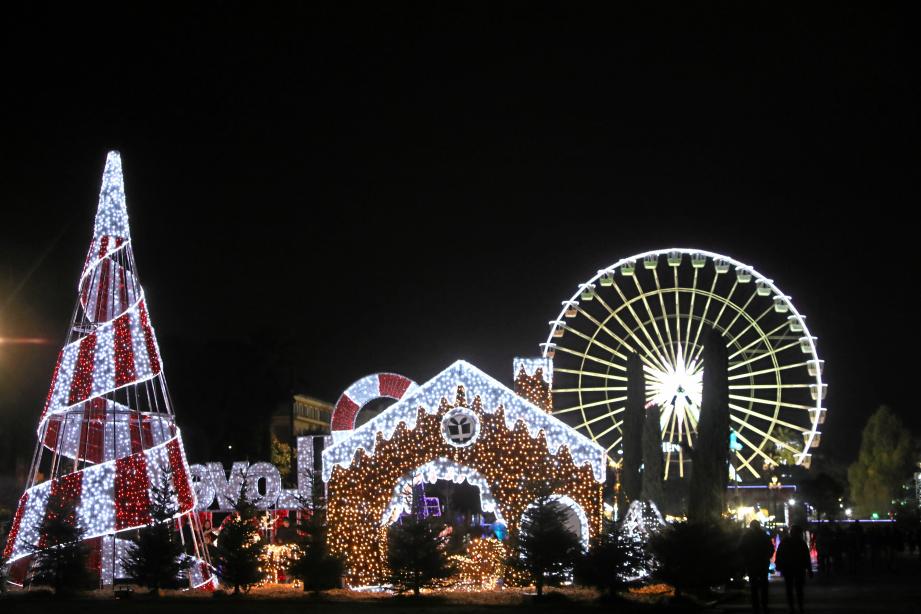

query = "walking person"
[776, 525, 813, 614]
[740, 520, 775, 614]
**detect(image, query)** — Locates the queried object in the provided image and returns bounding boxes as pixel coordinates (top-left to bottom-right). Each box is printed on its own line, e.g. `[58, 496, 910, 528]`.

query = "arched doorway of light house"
[521, 493, 591, 550]
[383, 459, 508, 543]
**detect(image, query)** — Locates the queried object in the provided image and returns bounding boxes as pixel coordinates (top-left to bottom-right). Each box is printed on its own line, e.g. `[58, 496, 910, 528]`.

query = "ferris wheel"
[542, 248, 825, 481]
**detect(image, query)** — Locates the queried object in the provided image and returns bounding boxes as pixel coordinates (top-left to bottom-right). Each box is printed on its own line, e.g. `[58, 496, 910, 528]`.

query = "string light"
[450, 538, 509, 590]
[513, 357, 553, 413]
[3, 151, 213, 589]
[324, 361, 605, 587]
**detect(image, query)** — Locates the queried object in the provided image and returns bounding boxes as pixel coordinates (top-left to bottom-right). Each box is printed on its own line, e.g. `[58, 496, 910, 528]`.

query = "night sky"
[0, 4, 917, 474]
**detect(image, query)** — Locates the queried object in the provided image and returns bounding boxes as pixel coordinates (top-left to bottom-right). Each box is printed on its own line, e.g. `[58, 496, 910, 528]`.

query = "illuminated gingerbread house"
[321, 360, 605, 586]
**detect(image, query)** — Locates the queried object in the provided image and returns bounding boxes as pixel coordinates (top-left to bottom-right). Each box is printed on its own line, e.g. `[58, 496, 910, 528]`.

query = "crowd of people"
[813, 521, 921, 575]
[741, 519, 921, 614]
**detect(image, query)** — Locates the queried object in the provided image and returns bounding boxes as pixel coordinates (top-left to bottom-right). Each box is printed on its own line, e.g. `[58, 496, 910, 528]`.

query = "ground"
[3, 554, 920, 613]
[716, 553, 921, 614]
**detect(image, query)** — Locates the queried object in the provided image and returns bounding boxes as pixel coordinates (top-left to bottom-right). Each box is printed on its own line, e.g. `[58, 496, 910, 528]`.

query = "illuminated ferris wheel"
[542, 248, 825, 481]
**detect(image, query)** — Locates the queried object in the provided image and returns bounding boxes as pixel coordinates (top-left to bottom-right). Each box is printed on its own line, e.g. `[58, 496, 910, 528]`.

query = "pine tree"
[28, 496, 94, 595]
[212, 478, 265, 594]
[576, 519, 646, 598]
[516, 488, 583, 597]
[688, 327, 729, 522]
[621, 352, 645, 505]
[288, 471, 344, 593]
[386, 492, 455, 595]
[641, 403, 665, 508]
[649, 520, 739, 599]
[122, 469, 191, 593]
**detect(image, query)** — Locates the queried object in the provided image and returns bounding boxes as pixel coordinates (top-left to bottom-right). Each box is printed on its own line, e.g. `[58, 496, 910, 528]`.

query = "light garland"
[322, 361, 604, 482]
[382, 459, 504, 525]
[324, 361, 604, 587]
[331, 373, 418, 443]
[2, 151, 213, 590]
[190, 437, 324, 511]
[450, 538, 508, 590]
[513, 358, 553, 413]
[259, 543, 300, 584]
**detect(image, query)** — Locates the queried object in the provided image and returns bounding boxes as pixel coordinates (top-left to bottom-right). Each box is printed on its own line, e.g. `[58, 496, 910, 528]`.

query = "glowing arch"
[522, 493, 591, 549]
[382, 458, 505, 525]
[331, 372, 418, 441]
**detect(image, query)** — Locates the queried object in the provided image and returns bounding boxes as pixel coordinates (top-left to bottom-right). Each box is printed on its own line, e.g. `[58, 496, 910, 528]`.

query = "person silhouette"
[775, 524, 813, 614]
[740, 519, 775, 614]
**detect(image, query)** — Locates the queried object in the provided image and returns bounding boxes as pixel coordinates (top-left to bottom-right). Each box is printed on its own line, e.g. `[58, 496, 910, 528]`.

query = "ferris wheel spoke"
[555, 399, 625, 415]
[554, 386, 627, 393]
[576, 410, 624, 429]
[729, 383, 811, 390]
[652, 269, 677, 364]
[730, 415, 801, 454]
[607, 278, 666, 366]
[729, 394, 814, 411]
[724, 305, 775, 354]
[595, 289, 669, 372]
[574, 306, 638, 356]
[589, 420, 622, 439]
[693, 280, 739, 363]
[689, 274, 719, 359]
[674, 267, 685, 359]
[555, 367, 627, 382]
[733, 450, 762, 479]
[728, 340, 799, 371]
[605, 436, 624, 453]
[563, 325, 630, 362]
[727, 320, 790, 361]
[731, 429, 778, 471]
[729, 403, 811, 433]
[721, 288, 758, 340]
[630, 276, 672, 369]
[555, 345, 626, 371]
[727, 361, 808, 380]
[684, 268, 699, 356]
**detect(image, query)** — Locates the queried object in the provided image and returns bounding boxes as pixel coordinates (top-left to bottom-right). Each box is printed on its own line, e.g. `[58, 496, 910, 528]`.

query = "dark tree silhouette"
[649, 520, 740, 599]
[212, 479, 265, 594]
[288, 471, 344, 593]
[576, 519, 646, 597]
[515, 489, 583, 597]
[848, 406, 915, 517]
[28, 496, 94, 595]
[621, 352, 645, 506]
[688, 327, 729, 522]
[386, 512, 455, 595]
[122, 469, 191, 593]
[642, 403, 665, 508]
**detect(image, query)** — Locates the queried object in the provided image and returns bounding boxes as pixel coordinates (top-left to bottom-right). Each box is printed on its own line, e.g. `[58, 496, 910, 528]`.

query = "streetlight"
[768, 475, 783, 525]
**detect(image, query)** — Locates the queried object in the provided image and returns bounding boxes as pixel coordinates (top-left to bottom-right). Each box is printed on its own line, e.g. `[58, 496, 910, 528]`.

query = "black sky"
[0, 3, 918, 469]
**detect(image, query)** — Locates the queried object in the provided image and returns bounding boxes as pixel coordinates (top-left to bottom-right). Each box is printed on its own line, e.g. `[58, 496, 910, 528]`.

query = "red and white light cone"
[3, 152, 215, 590]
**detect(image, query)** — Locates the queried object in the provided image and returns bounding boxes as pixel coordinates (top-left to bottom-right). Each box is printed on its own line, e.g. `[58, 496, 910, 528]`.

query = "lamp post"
[768, 475, 783, 527]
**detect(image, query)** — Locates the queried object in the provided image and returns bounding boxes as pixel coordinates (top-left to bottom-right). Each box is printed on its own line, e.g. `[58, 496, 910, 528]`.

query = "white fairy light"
[322, 360, 606, 483]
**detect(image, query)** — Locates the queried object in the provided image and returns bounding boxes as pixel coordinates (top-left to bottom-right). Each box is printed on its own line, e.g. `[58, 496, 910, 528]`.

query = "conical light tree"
[2, 152, 214, 589]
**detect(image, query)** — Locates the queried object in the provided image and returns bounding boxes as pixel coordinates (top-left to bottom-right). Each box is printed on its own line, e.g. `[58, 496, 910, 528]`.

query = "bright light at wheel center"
[648, 351, 703, 422]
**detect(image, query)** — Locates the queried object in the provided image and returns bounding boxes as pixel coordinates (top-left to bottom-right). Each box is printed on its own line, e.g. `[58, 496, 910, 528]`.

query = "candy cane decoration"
[331, 373, 418, 442]
[3, 152, 214, 589]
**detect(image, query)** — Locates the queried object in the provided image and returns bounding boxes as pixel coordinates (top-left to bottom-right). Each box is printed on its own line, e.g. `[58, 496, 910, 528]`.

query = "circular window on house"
[441, 408, 480, 447]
